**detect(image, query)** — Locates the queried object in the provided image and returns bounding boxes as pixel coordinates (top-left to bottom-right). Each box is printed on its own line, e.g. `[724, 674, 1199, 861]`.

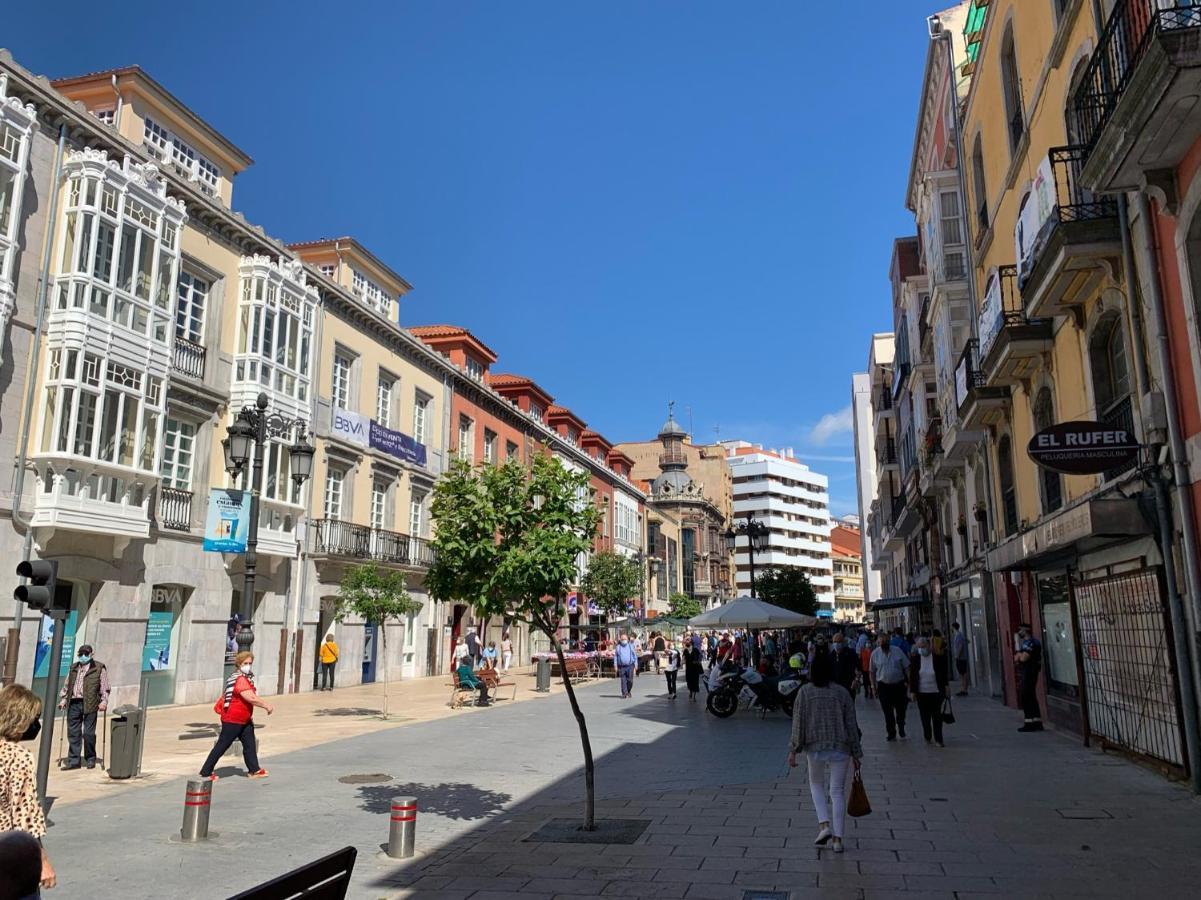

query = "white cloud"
[809, 406, 854, 445]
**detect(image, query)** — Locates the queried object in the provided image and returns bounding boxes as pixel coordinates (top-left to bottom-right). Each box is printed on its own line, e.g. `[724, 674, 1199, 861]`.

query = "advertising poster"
[334, 408, 428, 467]
[978, 270, 1004, 359]
[33, 609, 78, 679]
[203, 489, 251, 553]
[142, 610, 174, 671]
[332, 408, 371, 449]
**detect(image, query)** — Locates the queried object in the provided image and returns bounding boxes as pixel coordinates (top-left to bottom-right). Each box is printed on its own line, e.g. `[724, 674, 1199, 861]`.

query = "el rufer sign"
[1027, 420, 1140, 476]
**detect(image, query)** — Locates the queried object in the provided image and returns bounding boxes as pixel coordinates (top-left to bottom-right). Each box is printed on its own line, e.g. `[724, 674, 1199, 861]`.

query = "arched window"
[972, 134, 989, 236]
[997, 435, 1018, 537]
[1001, 25, 1024, 153]
[1065, 57, 1092, 147]
[1090, 312, 1132, 427]
[1033, 388, 1063, 514]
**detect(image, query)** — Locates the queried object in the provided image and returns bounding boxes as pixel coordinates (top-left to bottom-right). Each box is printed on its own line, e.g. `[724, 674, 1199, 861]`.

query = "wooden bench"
[449, 671, 476, 709]
[230, 845, 357, 899]
[563, 657, 591, 684]
[479, 667, 517, 701]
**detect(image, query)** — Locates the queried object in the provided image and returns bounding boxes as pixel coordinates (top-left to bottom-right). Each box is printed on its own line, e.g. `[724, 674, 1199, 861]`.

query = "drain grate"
[338, 773, 392, 784]
[743, 892, 789, 900]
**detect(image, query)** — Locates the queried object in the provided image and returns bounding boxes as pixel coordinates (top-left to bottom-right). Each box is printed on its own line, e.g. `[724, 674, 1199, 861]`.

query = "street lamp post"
[222, 392, 314, 653]
[725, 513, 770, 598]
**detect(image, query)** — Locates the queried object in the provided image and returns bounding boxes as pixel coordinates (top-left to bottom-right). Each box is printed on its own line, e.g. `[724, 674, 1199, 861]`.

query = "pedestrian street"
[37, 673, 1199, 899]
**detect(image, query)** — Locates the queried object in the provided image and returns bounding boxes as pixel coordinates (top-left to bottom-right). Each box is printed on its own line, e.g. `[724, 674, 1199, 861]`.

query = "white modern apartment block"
[723, 442, 834, 613]
[852, 334, 894, 610]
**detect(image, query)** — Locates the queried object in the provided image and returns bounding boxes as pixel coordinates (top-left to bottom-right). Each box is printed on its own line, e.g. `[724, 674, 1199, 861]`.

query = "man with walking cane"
[58, 644, 110, 769]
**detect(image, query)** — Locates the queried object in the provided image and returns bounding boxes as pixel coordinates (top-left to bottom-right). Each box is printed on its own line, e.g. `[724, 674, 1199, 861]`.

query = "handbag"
[941, 696, 956, 725]
[847, 764, 872, 818]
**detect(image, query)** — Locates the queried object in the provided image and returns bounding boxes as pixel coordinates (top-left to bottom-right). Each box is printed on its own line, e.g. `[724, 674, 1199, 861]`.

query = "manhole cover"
[338, 773, 392, 784]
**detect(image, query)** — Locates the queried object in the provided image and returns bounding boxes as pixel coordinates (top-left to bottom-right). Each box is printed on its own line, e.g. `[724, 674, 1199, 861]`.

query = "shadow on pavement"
[357, 781, 512, 820]
[313, 707, 385, 717]
[177, 722, 220, 740]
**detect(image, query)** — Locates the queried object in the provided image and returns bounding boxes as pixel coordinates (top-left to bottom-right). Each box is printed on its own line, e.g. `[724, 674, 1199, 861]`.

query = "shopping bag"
[847, 766, 872, 818]
[941, 696, 956, 725]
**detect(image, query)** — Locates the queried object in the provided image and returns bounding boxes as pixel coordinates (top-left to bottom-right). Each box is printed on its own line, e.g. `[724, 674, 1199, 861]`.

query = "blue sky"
[5, 1, 940, 516]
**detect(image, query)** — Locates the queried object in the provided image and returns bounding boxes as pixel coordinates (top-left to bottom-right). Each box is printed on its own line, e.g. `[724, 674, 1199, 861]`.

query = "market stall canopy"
[689, 595, 818, 628]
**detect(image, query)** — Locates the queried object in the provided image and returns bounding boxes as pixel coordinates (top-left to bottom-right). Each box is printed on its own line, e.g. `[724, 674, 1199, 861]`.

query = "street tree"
[667, 592, 702, 619]
[334, 563, 423, 719]
[428, 453, 604, 829]
[756, 566, 818, 616]
[581, 551, 643, 620]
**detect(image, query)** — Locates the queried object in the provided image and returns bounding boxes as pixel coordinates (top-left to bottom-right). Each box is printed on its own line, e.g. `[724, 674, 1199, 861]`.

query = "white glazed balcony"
[31, 459, 155, 539]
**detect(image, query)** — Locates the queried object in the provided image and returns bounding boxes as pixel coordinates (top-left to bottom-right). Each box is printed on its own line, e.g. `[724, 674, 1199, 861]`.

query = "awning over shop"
[986, 497, 1148, 572]
[870, 595, 929, 611]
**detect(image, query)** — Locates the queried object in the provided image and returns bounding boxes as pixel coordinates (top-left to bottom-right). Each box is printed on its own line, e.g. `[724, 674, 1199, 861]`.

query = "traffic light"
[14, 559, 59, 612]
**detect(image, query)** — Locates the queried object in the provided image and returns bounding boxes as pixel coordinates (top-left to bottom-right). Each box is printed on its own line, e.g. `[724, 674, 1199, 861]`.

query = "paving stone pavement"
[39, 673, 1198, 899]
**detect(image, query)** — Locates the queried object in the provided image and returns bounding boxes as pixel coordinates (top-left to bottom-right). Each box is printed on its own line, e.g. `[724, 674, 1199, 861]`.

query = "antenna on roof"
[687, 406, 693, 440]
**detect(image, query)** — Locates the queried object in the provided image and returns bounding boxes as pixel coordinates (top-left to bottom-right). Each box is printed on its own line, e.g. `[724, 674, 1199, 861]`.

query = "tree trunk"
[381, 627, 390, 720]
[547, 627, 596, 831]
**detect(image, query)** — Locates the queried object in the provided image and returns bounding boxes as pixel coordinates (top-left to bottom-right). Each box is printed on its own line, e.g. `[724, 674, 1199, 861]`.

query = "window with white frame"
[39, 349, 165, 475]
[413, 391, 430, 445]
[55, 165, 181, 343]
[234, 258, 316, 404]
[483, 429, 497, 464]
[1, 99, 36, 299]
[324, 467, 345, 520]
[371, 479, 389, 531]
[409, 491, 426, 537]
[465, 357, 484, 380]
[940, 190, 965, 279]
[92, 108, 116, 127]
[458, 415, 474, 461]
[175, 270, 208, 345]
[161, 418, 195, 490]
[259, 438, 303, 505]
[376, 371, 395, 426]
[530, 404, 544, 423]
[332, 349, 353, 410]
[351, 269, 394, 318]
[319, 263, 336, 279]
[143, 116, 220, 194]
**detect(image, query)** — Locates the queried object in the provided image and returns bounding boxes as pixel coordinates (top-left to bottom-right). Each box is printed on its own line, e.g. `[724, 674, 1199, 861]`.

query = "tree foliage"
[756, 566, 818, 616]
[581, 551, 643, 617]
[335, 563, 423, 626]
[667, 592, 703, 619]
[428, 453, 601, 631]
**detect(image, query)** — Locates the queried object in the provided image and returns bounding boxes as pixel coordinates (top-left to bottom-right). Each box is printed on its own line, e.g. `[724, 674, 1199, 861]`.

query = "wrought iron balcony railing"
[1101, 395, 1138, 482]
[309, 518, 434, 568]
[158, 487, 192, 531]
[172, 336, 206, 380]
[1072, 0, 1201, 156]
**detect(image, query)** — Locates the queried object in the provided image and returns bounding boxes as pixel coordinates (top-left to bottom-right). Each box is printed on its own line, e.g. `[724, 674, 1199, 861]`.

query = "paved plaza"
[42, 673, 1199, 899]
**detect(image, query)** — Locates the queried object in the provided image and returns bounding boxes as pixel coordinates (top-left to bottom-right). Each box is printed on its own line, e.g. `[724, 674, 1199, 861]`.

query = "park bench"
[229, 845, 357, 899]
[449, 671, 476, 709]
[479, 666, 517, 701]
[563, 657, 591, 684]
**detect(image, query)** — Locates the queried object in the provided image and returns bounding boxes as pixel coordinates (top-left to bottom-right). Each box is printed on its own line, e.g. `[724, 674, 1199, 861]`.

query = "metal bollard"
[387, 795, 417, 858]
[181, 779, 212, 842]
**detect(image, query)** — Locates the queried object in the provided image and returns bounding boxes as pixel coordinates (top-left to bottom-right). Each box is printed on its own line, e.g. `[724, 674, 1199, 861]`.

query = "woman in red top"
[200, 651, 274, 781]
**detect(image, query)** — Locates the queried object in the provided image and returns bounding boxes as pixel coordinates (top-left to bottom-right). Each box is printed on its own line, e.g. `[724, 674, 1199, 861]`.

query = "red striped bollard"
[387, 795, 417, 858]
[181, 779, 212, 842]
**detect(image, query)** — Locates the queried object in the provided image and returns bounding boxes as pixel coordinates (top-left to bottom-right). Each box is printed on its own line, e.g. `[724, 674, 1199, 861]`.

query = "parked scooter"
[706, 663, 805, 718]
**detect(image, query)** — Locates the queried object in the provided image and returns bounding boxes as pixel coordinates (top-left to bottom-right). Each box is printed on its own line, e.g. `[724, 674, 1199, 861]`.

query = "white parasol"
[689, 594, 818, 629]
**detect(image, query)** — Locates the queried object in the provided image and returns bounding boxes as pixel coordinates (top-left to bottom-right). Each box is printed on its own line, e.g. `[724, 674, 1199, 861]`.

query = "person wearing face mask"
[614, 634, 638, 699]
[0, 684, 57, 890]
[57, 644, 109, 770]
[199, 651, 274, 781]
[908, 636, 949, 747]
[829, 632, 860, 696]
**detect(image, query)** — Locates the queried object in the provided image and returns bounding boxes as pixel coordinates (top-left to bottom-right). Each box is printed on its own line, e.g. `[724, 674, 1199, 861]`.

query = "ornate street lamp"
[725, 513, 770, 598]
[225, 393, 313, 652]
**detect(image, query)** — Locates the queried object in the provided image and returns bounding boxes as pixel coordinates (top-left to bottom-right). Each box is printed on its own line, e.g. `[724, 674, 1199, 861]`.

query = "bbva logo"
[334, 414, 366, 436]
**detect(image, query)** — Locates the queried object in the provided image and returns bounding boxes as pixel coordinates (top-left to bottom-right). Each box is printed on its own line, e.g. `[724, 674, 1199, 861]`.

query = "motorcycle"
[706, 663, 806, 718]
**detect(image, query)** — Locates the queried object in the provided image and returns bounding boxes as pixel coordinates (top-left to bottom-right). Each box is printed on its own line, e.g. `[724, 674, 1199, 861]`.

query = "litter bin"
[108, 705, 144, 779]
[536, 657, 551, 693]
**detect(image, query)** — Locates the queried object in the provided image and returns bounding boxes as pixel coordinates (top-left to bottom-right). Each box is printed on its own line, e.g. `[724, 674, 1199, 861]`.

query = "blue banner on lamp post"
[203, 489, 252, 553]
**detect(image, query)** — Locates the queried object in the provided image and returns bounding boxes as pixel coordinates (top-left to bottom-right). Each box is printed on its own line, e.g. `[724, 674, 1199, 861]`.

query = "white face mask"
[919, 648, 931, 657]
[239, 663, 253, 675]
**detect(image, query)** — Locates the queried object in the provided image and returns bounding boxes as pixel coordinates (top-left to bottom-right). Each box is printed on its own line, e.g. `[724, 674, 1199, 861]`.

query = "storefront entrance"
[140, 585, 188, 707]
